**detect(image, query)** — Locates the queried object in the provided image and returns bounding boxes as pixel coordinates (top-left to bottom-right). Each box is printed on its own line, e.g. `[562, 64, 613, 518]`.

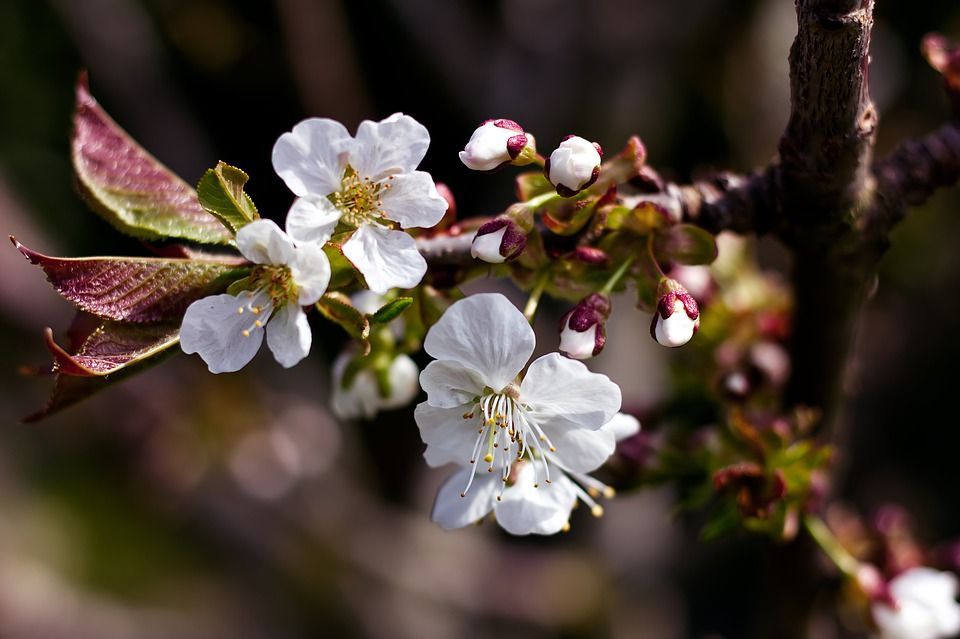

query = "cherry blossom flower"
[559, 293, 611, 360]
[180, 219, 329, 373]
[431, 412, 640, 535]
[414, 293, 623, 535]
[651, 279, 700, 347]
[272, 114, 448, 293]
[872, 568, 960, 639]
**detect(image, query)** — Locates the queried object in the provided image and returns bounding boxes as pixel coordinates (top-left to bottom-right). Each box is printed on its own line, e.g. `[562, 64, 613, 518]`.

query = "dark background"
[1, 1, 959, 637]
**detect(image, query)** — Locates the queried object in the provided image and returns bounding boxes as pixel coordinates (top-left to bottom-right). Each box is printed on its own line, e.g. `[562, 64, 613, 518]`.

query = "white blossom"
[180, 219, 330, 373]
[547, 135, 602, 195]
[414, 293, 623, 535]
[873, 568, 960, 639]
[272, 114, 448, 293]
[331, 351, 420, 420]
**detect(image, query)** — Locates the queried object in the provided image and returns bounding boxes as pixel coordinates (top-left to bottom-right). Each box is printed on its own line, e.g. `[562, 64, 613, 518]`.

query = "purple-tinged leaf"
[653, 224, 718, 266]
[12, 237, 248, 323]
[72, 76, 233, 244]
[24, 319, 181, 422]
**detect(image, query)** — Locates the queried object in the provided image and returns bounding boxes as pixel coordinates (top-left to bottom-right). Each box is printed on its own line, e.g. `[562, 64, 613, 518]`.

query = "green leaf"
[369, 297, 413, 324]
[316, 292, 370, 354]
[324, 243, 356, 289]
[196, 161, 260, 234]
[72, 76, 232, 244]
[25, 319, 181, 422]
[653, 224, 718, 266]
[12, 237, 248, 323]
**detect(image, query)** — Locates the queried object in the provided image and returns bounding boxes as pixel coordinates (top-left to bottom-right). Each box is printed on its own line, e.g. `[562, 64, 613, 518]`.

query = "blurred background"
[2, 0, 960, 637]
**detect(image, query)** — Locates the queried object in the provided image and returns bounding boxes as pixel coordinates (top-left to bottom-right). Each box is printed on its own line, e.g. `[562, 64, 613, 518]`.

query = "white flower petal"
[419, 360, 486, 408]
[494, 464, 576, 535]
[414, 401, 480, 467]
[349, 290, 387, 315]
[559, 323, 599, 360]
[351, 113, 430, 181]
[380, 171, 447, 229]
[423, 293, 534, 392]
[874, 568, 960, 639]
[654, 301, 698, 347]
[546, 425, 617, 474]
[521, 353, 621, 429]
[289, 241, 331, 305]
[431, 467, 498, 529]
[180, 293, 266, 373]
[272, 118, 352, 197]
[285, 197, 340, 245]
[602, 412, 641, 442]
[459, 121, 518, 171]
[236, 219, 296, 266]
[266, 302, 311, 368]
[341, 224, 426, 294]
[470, 227, 507, 263]
[548, 136, 601, 192]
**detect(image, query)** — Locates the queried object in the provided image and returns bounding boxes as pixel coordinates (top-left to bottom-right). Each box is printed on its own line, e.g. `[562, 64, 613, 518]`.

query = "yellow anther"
[591, 505, 605, 518]
[254, 320, 263, 327]
[236, 307, 244, 314]
[561, 522, 571, 533]
[483, 453, 494, 463]
[251, 306, 261, 315]
[241, 329, 250, 337]
[549, 446, 557, 452]
[603, 487, 616, 498]
[587, 487, 600, 498]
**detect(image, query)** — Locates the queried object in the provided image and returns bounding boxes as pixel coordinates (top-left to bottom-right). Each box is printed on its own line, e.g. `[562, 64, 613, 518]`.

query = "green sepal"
[369, 297, 413, 324]
[514, 172, 553, 202]
[196, 161, 260, 234]
[316, 292, 371, 355]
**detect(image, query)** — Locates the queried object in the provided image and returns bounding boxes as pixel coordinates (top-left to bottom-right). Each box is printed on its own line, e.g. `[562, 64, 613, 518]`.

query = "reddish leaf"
[12, 237, 247, 322]
[25, 319, 181, 421]
[72, 75, 232, 244]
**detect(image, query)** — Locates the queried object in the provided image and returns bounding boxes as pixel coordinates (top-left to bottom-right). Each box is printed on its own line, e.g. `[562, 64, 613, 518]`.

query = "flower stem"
[803, 514, 860, 577]
[599, 256, 636, 295]
[646, 234, 668, 279]
[524, 191, 559, 210]
[523, 269, 551, 324]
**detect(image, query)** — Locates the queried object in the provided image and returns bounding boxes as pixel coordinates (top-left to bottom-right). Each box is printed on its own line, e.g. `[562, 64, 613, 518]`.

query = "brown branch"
[872, 120, 960, 227]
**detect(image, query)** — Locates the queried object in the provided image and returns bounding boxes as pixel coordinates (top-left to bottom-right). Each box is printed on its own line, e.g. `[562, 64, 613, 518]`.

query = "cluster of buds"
[651, 278, 700, 348]
[558, 293, 611, 360]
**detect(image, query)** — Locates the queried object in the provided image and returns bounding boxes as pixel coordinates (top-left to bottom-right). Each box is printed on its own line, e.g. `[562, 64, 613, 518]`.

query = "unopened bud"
[559, 293, 611, 360]
[570, 246, 610, 265]
[459, 119, 535, 171]
[546, 135, 603, 197]
[650, 279, 700, 347]
[470, 218, 527, 263]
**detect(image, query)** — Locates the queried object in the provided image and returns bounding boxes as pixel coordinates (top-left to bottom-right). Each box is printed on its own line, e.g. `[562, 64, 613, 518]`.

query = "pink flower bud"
[559, 293, 611, 360]
[470, 218, 527, 263]
[545, 135, 603, 196]
[459, 119, 532, 171]
[650, 279, 700, 347]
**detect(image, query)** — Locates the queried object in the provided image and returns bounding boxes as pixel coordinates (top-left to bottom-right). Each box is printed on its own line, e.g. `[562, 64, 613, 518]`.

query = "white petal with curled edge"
[559, 323, 598, 360]
[432, 467, 498, 529]
[544, 425, 617, 474]
[459, 121, 516, 171]
[289, 241, 331, 305]
[419, 360, 486, 408]
[180, 293, 265, 373]
[285, 197, 341, 245]
[494, 464, 576, 535]
[470, 227, 507, 263]
[341, 224, 427, 294]
[272, 118, 352, 197]
[423, 293, 534, 392]
[602, 412, 641, 442]
[380, 171, 447, 229]
[351, 113, 430, 181]
[414, 402, 481, 468]
[520, 353, 621, 429]
[266, 302, 311, 368]
[236, 219, 296, 266]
